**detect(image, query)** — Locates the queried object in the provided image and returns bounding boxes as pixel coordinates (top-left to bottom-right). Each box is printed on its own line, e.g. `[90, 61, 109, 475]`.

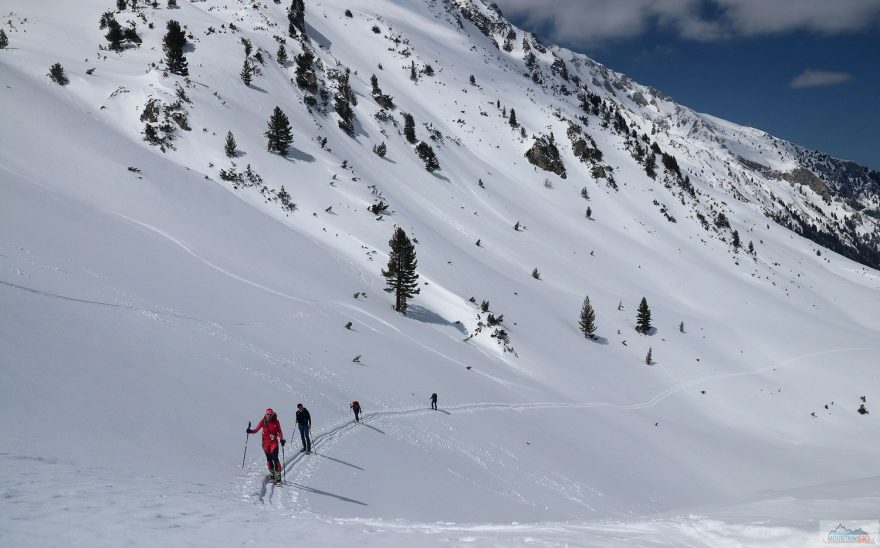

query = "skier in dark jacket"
[351, 400, 361, 422]
[430, 393, 438, 410]
[247, 409, 285, 481]
[296, 403, 312, 453]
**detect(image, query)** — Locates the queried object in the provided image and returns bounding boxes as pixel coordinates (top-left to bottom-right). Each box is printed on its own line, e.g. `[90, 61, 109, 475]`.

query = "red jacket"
[249, 418, 284, 452]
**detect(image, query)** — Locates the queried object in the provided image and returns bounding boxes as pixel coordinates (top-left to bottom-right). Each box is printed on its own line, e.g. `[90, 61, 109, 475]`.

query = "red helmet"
[265, 408, 275, 416]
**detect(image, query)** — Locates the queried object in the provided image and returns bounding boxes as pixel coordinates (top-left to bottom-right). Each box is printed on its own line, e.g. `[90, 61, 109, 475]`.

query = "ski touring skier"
[430, 393, 438, 411]
[296, 403, 312, 453]
[351, 400, 361, 422]
[247, 409, 285, 483]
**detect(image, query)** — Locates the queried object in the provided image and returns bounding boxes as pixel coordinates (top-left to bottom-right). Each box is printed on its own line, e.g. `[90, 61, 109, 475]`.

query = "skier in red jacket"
[247, 409, 285, 482]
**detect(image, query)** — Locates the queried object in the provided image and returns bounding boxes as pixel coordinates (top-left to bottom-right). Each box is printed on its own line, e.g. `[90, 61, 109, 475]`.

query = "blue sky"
[494, 0, 880, 170]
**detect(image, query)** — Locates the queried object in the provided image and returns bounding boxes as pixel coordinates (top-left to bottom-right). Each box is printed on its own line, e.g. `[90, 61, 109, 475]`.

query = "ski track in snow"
[243, 344, 878, 517]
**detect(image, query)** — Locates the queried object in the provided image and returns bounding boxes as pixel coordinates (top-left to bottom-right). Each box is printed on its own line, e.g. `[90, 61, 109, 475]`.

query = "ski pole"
[242, 422, 250, 468]
[281, 443, 286, 482]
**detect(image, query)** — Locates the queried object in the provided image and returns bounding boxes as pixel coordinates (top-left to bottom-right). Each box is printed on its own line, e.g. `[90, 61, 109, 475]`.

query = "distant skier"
[430, 393, 438, 411]
[247, 409, 285, 482]
[351, 400, 361, 422]
[296, 403, 312, 453]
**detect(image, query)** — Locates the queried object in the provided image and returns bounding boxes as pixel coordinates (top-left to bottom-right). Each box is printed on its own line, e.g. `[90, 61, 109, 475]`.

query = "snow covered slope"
[1, 1, 878, 546]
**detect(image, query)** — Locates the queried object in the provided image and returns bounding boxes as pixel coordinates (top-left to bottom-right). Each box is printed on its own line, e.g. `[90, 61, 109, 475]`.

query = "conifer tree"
[415, 141, 439, 172]
[370, 74, 380, 95]
[382, 227, 420, 314]
[0, 30, 7, 50]
[48, 63, 68, 85]
[224, 131, 237, 158]
[636, 297, 652, 334]
[264, 106, 293, 155]
[732, 230, 741, 251]
[578, 296, 596, 338]
[163, 20, 188, 76]
[748, 240, 755, 255]
[645, 347, 653, 365]
[645, 152, 657, 179]
[373, 141, 387, 157]
[276, 43, 288, 65]
[509, 108, 517, 126]
[240, 59, 254, 85]
[469, 74, 476, 85]
[335, 95, 355, 135]
[288, 0, 305, 37]
[679, 321, 685, 333]
[294, 50, 317, 93]
[409, 61, 417, 82]
[105, 18, 125, 51]
[403, 112, 416, 143]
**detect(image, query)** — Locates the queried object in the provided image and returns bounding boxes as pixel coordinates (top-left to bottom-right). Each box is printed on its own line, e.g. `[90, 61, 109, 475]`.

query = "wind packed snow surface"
[1, 0, 878, 546]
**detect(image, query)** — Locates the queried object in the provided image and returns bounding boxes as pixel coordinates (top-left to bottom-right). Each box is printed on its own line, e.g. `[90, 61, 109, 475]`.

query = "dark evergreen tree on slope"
[579, 296, 597, 338]
[382, 227, 420, 314]
[224, 131, 237, 158]
[163, 20, 188, 76]
[403, 112, 416, 143]
[288, 0, 305, 37]
[636, 297, 652, 334]
[265, 106, 293, 155]
[0, 29, 8, 50]
[415, 141, 439, 172]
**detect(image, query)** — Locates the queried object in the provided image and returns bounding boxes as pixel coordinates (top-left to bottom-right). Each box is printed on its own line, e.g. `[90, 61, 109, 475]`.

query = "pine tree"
[679, 321, 685, 333]
[586, 206, 592, 219]
[163, 20, 188, 76]
[636, 297, 652, 334]
[240, 59, 254, 85]
[373, 141, 387, 157]
[531, 268, 540, 279]
[509, 108, 517, 126]
[645, 347, 653, 365]
[335, 95, 355, 136]
[276, 43, 288, 65]
[748, 240, 755, 255]
[370, 74, 380, 95]
[403, 112, 416, 143]
[48, 63, 68, 85]
[578, 296, 596, 338]
[0, 30, 7, 50]
[645, 152, 657, 179]
[265, 106, 293, 155]
[409, 61, 417, 82]
[469, 74, 476, 85]
[105, 18, 125, 51]
[732, 230, 741, 251]
[288, 0, 305, 37]
[167, 0, 177, 7]
[224, 131, 237, 158]
[382, 227, 420, 314]
[294, 50, 317, 93]
[415, 141, 439, 172]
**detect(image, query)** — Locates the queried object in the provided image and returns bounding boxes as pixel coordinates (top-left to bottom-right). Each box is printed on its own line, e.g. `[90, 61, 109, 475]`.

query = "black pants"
[264, 446, 281, 472]
[298, 424, 311, 451]
[353, 407, 360, 421]
[431, 400, 437, 410]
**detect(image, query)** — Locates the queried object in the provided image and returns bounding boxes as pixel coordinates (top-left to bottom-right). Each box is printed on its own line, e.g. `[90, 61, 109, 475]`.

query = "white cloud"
[493, 0, 880, 45]
[789, 69, 853, 89]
